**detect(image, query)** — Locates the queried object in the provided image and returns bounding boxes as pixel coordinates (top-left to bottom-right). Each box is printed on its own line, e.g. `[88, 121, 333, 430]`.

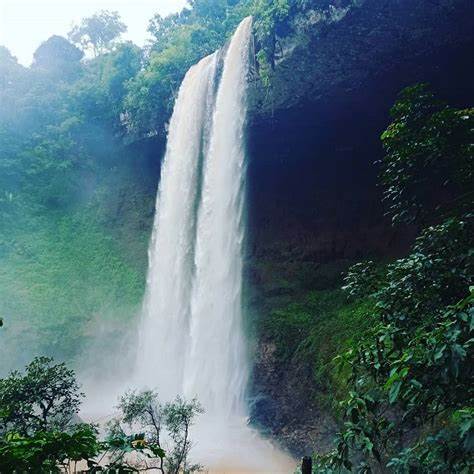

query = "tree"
[32, 35, 84, 77]
[0, 47, 28, 126]
[0, 46, 24, 90]
[106, 390, 203, 473]
[313, 86, 474, 473]
[100, 42, 143, 118]
[68, 10, 127, 57]
[0, 356, 84, 435]
[147, 13, 188, 53]
[163, 396, 203, 474]
[380, 84, 473, 225]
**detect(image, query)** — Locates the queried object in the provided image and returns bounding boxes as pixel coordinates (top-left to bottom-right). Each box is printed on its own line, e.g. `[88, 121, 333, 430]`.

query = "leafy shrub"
[373, 215, 473, 329]
[342, 261, 384, 300]
[380, 84, 473, 225]
[314, 85, 474, 473]
[0, 356, 83, 435]
[0, 358, 101, 472]
[0, 424, 100, 473]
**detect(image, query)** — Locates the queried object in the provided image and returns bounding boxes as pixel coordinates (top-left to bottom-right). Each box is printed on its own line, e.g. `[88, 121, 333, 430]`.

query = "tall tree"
[0, 47, 24, 90]
[68, 10, 127, 57]
[32, 36, 83, 79]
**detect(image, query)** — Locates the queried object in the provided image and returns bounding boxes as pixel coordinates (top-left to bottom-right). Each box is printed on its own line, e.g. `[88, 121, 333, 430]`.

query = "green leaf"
[389, 380, 402, 404]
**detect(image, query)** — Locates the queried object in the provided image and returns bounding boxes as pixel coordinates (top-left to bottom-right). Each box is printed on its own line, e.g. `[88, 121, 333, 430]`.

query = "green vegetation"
[108, 390, 203, 473]
[253, 84, 473, 472]
[0, 357, 100, 472]
[0, 424, 100, 473]
[0, 207, 145, 368]
[0, 357, 83, 434]
[68, 10, 127, 57]
[307, 87, 474, 472]
[262, 288, 373, 376]
[0, 357, 203, 472]
[1, 1, 472, 471]
[380, 84, 473, 225]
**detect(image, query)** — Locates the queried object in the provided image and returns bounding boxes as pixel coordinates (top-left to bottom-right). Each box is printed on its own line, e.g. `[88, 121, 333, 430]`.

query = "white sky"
[0, 0, 188, 65]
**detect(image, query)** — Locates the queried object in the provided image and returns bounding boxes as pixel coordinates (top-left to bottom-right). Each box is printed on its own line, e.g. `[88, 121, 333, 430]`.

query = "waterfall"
[135, 17, 293, 470]
[183, 16, 252, 420]
[137, 16, 251, 420]
[135, 52, 218, 400]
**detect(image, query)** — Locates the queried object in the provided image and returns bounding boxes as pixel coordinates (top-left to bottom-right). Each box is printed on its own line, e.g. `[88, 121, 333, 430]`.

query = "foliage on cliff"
[380, 84, 473, 225]
[312, 87, 474, 473]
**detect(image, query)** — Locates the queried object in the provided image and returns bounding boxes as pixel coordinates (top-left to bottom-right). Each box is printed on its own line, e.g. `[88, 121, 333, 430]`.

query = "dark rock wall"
[246, 0, 474, 262]
[249, 0, 474, 118]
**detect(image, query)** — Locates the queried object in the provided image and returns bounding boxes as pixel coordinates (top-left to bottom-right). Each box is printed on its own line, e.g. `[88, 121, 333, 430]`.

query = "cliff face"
[243, 0, 473, 271]
[246, 0, 473, 257]
[242, 0, 474, 456]
[249, 0, 474, 118]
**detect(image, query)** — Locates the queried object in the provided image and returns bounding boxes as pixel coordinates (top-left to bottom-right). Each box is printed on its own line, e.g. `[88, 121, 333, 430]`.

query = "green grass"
[0, 204, 148, 371]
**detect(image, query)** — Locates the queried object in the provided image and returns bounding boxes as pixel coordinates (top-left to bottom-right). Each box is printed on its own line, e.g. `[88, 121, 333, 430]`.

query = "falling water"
[137, 16, 251, 416]
[183, 16, 252, 421]
[135, 52, 218, 400]
[135, 17, 294, 471]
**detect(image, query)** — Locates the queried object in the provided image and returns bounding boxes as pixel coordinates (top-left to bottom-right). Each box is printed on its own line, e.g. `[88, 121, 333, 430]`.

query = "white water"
[135, 51, 218, 400]
[183, 15, 251, 422]
[85, 17, 294, 472]
[137, 16, 252, 421]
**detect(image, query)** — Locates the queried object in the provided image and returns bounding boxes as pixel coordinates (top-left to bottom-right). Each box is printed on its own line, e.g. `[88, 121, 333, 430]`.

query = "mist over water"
[84, 17, 294, 471]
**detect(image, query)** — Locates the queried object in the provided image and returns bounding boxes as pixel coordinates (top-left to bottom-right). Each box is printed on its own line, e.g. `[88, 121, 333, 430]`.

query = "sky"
[0, 0, 188, 65]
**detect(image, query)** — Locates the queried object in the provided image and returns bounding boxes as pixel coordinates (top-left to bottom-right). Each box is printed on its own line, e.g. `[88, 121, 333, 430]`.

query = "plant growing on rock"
[380, 84, 473, 225]
[313, 85, 474, 473]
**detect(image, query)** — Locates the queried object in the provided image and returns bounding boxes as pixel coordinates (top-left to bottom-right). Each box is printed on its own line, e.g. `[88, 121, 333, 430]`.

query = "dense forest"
[0, 0, 473, 472]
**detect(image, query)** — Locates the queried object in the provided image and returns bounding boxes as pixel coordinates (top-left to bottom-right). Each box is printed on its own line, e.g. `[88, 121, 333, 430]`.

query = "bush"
[0, 356, 83, 435]
[314, 84, 474, 472]
[0, 424, 100, 473]
[106, 390, 203, 473]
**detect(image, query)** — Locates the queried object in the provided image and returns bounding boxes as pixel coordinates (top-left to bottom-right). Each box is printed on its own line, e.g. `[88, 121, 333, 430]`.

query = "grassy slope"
[0, 171, 154, 372]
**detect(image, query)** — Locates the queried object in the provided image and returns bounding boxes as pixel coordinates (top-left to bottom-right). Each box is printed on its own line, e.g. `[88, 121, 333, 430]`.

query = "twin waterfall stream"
[86, 17, 293, 472]
[136, 18, 250, 424]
